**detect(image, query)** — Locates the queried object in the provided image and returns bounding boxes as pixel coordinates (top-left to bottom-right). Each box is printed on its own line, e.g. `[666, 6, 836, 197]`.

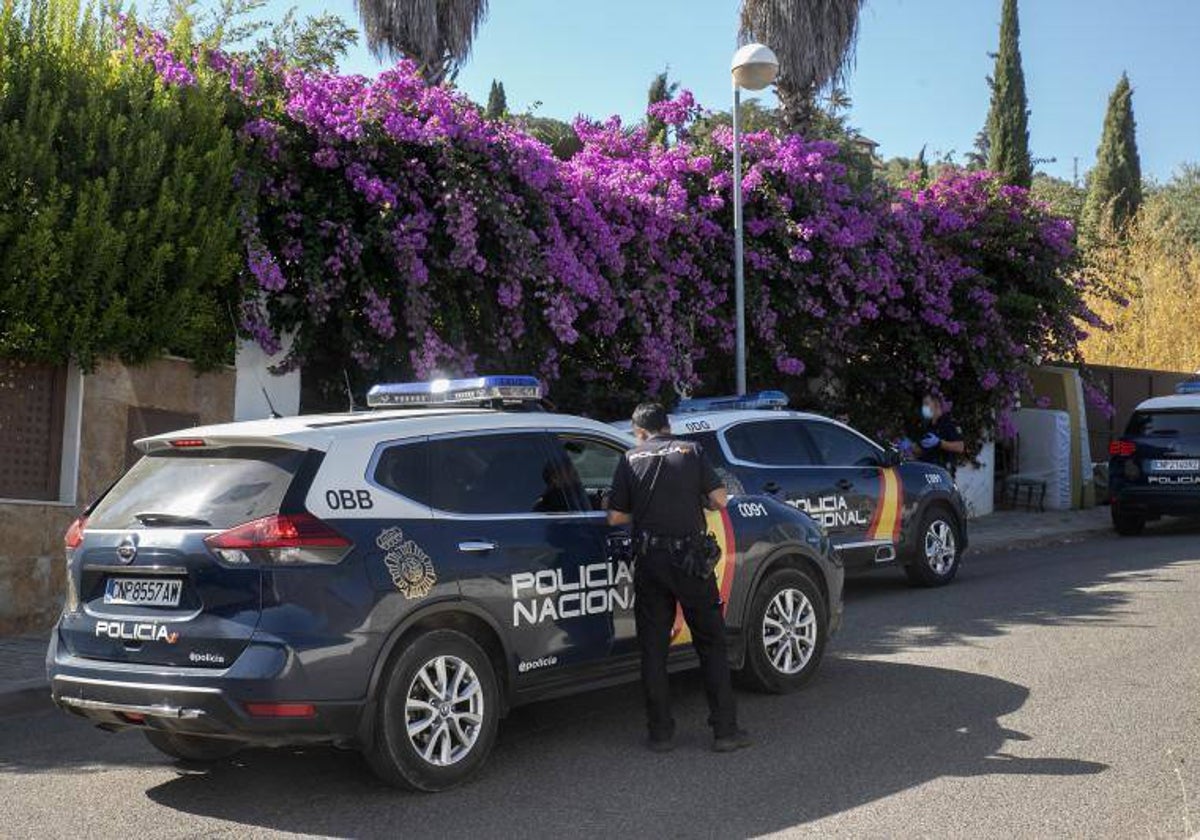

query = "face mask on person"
[920, 404, 934, 421]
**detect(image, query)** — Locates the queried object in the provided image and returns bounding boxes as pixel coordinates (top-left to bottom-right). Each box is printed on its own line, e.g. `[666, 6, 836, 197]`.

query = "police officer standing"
[915, 394, 966, 475]
[607, 402, 750, 753]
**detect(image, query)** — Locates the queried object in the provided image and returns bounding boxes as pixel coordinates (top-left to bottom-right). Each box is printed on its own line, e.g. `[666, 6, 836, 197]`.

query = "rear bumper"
[47, 632, 364, 746]
[1113, 486, 1200, 517]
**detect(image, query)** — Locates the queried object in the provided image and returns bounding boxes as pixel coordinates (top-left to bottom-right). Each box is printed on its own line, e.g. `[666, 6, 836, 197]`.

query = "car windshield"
[88, 446, 306, 530]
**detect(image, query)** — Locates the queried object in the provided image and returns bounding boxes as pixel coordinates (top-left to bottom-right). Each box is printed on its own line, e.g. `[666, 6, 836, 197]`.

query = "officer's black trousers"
[634, 549, 738, 740]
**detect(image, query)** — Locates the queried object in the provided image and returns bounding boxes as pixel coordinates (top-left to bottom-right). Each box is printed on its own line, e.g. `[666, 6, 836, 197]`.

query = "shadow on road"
[124, 659, 1100, 838]
[837, 528, 1200, 657]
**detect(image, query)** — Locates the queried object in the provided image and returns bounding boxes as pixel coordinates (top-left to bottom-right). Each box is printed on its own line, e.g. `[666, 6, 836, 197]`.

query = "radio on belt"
[367, 375, 544, 409]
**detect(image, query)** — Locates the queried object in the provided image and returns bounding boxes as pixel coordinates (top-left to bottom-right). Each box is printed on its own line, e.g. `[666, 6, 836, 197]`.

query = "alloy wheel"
[405, 655, 484, 766]
[924, 519, 957, 575]
[762, 588, 817, 675]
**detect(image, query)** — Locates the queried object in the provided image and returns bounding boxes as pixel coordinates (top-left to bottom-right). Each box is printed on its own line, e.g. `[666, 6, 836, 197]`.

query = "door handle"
[457, 540, 497, 553]
[835, 479, 854, 491]
[763, 481, 782, 495]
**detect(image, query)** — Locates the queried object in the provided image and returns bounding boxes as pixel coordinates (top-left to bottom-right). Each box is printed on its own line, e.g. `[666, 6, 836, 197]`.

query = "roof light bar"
[675, 390, 789, 414]
[1175, 379, 1200, 395]
[367, 375, 544, 409]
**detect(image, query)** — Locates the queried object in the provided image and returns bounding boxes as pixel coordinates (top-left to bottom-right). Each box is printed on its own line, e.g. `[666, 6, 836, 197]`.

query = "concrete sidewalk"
[0, 506, 1159, 718]
[967, 505, 1113, 555]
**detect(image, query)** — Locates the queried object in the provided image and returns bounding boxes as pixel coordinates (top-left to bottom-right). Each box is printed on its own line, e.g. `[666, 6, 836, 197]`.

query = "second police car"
[1108, 382, 1200, 535]
[47, 377, 843, 791]
[659, 392, 969, 586]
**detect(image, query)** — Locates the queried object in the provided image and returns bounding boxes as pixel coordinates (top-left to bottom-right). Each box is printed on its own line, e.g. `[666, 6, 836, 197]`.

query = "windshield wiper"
[133, 512, 212, 527]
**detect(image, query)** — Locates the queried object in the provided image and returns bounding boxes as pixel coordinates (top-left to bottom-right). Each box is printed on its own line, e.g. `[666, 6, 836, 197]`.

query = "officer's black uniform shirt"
[609, 434, 723, 537]
[920, 413, 964, 473]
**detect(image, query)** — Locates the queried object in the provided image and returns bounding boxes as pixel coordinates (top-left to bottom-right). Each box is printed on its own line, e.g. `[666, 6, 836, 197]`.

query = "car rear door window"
[428, 432, 566, 515]
[373, 440, 432, 504]
[88, 446, 306, 530]
[1126, 411, 1200, 438]
[804, 421, 882, 467]
[724, 420, 815, 466]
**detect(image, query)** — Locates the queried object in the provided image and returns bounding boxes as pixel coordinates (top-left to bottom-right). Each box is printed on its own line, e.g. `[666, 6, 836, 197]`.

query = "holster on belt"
[636, 531, 722, 580]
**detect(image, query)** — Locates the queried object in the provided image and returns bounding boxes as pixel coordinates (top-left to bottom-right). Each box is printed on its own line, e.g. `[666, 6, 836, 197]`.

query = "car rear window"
[1126, 410, 1200, 438]
[88, 446, 306, 530]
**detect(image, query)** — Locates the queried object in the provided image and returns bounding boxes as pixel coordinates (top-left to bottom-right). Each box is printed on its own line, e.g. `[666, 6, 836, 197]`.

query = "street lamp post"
[730, 43, 779, 395]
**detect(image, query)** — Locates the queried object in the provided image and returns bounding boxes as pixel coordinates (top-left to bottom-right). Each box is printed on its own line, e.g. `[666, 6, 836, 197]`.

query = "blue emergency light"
[367, 375, 544, 408]
[1176, 378, 1200, 395]
[675, 390, 790, 414]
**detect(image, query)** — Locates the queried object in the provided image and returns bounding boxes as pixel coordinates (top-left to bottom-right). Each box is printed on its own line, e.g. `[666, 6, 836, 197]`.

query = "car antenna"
[259, 382, 283, 419]
[344, 369, 358, 412]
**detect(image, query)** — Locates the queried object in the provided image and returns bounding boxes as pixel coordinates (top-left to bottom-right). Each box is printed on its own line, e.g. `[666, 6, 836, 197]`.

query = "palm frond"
[354, 0, 488, 83]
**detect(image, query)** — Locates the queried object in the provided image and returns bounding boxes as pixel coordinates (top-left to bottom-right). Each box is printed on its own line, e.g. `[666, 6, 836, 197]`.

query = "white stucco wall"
[234, 337, 301, 420]
[955, 440, 995, 518]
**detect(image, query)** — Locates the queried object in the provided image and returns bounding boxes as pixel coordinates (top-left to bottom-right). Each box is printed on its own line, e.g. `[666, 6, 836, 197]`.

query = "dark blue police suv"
[1109, 390, 1200, 535]
[48, 377, 843, 791]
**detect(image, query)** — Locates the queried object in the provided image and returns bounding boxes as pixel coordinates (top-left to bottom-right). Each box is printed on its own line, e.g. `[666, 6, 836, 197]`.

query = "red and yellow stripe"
[866, 467, 904, 543]
[670, 507, 737, 647]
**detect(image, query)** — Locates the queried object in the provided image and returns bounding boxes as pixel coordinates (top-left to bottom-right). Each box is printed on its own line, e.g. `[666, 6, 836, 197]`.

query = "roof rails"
[366, 375, 546, 410]
[675, 390, 789, 414]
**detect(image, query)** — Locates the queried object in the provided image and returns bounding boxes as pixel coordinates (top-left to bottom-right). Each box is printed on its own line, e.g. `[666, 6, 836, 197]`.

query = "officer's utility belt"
[635, 531, 722, 580]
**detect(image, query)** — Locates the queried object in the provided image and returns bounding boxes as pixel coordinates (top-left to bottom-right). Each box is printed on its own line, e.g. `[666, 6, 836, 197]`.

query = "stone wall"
[0, 358, 234, 635]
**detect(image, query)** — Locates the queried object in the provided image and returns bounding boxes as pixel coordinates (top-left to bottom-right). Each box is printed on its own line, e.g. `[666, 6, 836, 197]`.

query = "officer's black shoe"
[712, 729, 752, 753]
[647, 736, 675, 754]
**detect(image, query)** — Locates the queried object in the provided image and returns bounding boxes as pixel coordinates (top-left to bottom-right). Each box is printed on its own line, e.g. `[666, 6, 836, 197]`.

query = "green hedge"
[0, 0, 242, 369]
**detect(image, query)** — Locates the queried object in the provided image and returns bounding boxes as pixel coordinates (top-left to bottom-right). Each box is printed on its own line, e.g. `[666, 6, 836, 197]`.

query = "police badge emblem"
[377, 527, 437, 599]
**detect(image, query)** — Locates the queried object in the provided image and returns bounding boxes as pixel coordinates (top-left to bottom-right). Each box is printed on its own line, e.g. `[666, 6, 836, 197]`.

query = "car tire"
[365, 629, 500, 791]
[1112, 506, 1146, 536]
[904, 506, 962, 587]
[737, 567, 827, 694]
[143, 730, 241, 763]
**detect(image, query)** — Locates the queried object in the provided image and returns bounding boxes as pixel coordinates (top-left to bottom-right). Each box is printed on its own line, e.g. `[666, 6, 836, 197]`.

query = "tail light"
[1109, 439, 1137, 457]
[205, 513, 351, 567]
[64, 516, 87, 550]
[63, 515, 87, 612]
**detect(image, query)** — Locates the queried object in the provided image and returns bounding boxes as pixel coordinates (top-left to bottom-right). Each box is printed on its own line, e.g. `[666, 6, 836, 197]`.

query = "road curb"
[967, 526, 1114, 557]
[0, 679, 50, 717]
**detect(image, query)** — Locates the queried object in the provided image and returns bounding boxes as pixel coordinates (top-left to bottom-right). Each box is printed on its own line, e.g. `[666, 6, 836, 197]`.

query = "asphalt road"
[3, 527, 1200, 839]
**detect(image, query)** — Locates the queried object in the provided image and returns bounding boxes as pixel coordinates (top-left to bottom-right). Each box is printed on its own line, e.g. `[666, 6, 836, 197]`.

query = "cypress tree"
[646, 70, 675, 146]
[984, 0, 1032, 187]
[484, 79, 507, 120]
[1083, 73, 1142, 238]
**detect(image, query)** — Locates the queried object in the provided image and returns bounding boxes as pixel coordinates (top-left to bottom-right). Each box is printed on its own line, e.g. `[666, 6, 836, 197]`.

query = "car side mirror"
[881, 446, 903, 468]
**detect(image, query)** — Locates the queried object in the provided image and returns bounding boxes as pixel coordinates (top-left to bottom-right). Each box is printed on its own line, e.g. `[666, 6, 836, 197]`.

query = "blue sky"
[251, 0, 1197, 183]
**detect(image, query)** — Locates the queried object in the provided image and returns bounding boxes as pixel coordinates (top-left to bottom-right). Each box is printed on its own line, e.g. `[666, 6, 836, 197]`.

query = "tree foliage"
[984, 0, 1032, 187]
[1083, 211, 1200, 374]
[484, 78, 506, 120]
[1031, 173, 1086, 224]
[738, 0, 864, 131]
[354, 0, 488, 84]
[0, 0, 242, 369]
[121, 30, 1099, 443]
[646, 69, 678, 147]
[1082, 73, 1142, 241]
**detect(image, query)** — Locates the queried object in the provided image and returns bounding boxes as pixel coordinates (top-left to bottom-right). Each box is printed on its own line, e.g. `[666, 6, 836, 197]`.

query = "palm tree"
[739, 0, 865, 131]
[354, 0, 489, 85]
